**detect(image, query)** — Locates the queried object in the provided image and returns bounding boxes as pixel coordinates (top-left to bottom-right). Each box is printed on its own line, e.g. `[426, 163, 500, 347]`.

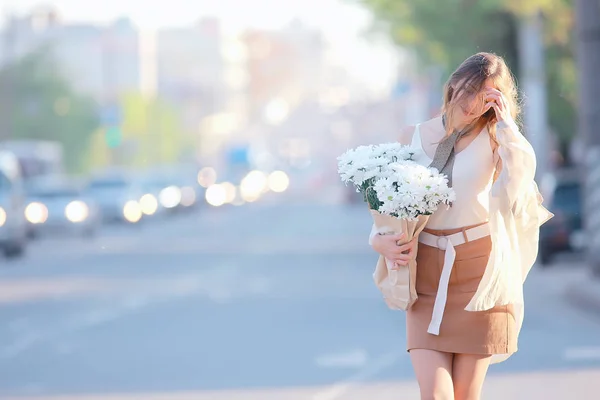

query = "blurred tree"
[0, 48, 100, 172]
[85, 128, 111, 172]
[117, 92, 191, 168]
[356, 0, 576, 145]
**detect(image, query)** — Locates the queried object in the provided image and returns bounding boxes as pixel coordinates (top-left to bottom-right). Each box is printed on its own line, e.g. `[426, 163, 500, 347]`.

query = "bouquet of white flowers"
[337, 142, 418, 208]
[337, 143, 455, 310]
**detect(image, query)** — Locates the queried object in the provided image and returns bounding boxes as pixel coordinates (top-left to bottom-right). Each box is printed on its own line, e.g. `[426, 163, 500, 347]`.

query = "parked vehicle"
[539, 168, 583, 265]
[24, 178, 101, 238]
[0, 151, 27, 258]
[137, 177, 172, 217]
[0, 140, 64, 180]
[84, 174, 144, 224]
[140, 166, 204, 212]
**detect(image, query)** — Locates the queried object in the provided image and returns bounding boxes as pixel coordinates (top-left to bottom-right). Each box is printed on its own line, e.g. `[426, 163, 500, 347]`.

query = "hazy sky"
[2, 0, 368, 33]
[0, 0, 400, 93]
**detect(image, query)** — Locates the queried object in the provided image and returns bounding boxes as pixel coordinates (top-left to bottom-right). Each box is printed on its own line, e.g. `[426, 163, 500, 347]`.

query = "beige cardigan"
[466, 119, 552, 363]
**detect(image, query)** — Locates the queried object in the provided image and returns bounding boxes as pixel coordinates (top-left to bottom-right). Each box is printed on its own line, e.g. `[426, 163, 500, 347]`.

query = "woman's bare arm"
[399, 125, 416, 146]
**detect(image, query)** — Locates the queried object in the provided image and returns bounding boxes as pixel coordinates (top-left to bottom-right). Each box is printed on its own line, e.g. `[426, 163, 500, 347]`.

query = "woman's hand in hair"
[484, 88, 512, 124]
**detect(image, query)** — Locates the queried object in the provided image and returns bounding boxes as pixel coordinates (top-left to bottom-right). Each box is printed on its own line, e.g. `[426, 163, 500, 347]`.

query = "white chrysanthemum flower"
[337, 142, 454, 218]
[371, 160, 456, 219]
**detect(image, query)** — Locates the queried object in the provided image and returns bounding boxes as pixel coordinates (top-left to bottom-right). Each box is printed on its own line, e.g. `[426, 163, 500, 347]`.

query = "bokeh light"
[25, 202, 48, 224]
[139, 194, 159, 215]
[197, 167, 217, 188]
[205, 184, 227, 207]
[123, 201, 142, 223]
[268, 171, 290, 193]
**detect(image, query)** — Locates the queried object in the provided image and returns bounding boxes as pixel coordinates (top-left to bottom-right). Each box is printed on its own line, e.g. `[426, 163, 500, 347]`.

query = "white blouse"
[410, 124, 495, 230]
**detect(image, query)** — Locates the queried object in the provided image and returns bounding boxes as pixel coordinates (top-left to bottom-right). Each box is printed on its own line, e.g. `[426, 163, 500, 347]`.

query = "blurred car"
[84, 175, 144, 224]
[0, 151, 28, 258]
[24, 180, 100, 238]
[140, 167, 204, 212]
[539, 168, 583, 266]
[137, 177, 172, 217]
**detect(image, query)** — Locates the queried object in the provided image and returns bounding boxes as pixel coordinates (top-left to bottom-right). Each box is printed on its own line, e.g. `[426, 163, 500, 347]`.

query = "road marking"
[8, 317, 31, 333]
[315, 349, 369, 368]
[206, 287, 233, 303]
[563, 346, 600, 361]
[247, 277, 271, 295]
[53, 341, 77, 355]
[78, 309, 121, 327]
[312, 350, 403, 400]
[1, 332, 44, 358]
[12, 382, 45, 395]
[122, 295, 150, 310]
[0, 264, 270, 360]
[0, 272, 221, 359]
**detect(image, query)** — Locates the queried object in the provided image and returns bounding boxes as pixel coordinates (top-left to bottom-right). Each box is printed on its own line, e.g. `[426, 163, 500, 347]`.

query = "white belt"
[418, 223, 491, 335]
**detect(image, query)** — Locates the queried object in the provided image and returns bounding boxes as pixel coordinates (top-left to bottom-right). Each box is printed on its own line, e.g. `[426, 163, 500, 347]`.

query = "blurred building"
[196, 21, 329, 171]
[242, 20, 326, 125]
[0, 7, 143, 101]
[156, 18, 225, 128]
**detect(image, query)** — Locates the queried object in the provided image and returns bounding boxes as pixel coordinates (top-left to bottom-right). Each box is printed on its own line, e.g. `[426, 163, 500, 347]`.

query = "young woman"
[370, 52, 552, 400]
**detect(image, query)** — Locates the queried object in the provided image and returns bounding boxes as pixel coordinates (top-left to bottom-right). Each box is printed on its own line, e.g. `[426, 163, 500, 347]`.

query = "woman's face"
[450, 78, 494, 127]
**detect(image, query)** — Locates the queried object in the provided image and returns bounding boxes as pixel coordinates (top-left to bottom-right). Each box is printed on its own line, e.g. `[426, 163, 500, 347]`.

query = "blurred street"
[0, 202, 599, 400]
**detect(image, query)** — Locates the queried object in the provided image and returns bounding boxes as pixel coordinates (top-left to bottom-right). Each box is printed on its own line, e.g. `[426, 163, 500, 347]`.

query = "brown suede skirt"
[406, 224, 517, 355]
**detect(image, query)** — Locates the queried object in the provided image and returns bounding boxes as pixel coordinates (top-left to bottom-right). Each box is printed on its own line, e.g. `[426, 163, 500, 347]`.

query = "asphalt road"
[0, 201, 599, 399]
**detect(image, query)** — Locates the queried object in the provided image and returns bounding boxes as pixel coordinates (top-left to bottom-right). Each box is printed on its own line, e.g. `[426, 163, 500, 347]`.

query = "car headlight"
[25, 202, 48, 224]
[159, 186, 182, 209]
[123, 200, 142, 223]
[65, 201, 89, 223]
[139, 194, 158, 215]
[0, 207, 6, 227]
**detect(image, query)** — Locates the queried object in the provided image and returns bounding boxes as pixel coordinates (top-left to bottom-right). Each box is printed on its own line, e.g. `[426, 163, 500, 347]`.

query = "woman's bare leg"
[410, 349, 455, 400]
[451, 353, 492, 400]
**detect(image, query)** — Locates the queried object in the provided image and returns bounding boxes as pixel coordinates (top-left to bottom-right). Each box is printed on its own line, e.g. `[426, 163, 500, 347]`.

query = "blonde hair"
[441, 52, 520, 145]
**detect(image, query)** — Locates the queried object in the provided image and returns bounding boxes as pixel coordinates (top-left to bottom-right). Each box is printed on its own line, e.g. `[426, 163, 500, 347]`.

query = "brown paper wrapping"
[370, 210, 429, 311]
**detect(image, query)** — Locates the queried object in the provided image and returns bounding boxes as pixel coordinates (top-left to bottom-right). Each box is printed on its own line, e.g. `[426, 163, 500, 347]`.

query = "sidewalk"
[564, 265, 600, 315]
[533, 256, 600, 318]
